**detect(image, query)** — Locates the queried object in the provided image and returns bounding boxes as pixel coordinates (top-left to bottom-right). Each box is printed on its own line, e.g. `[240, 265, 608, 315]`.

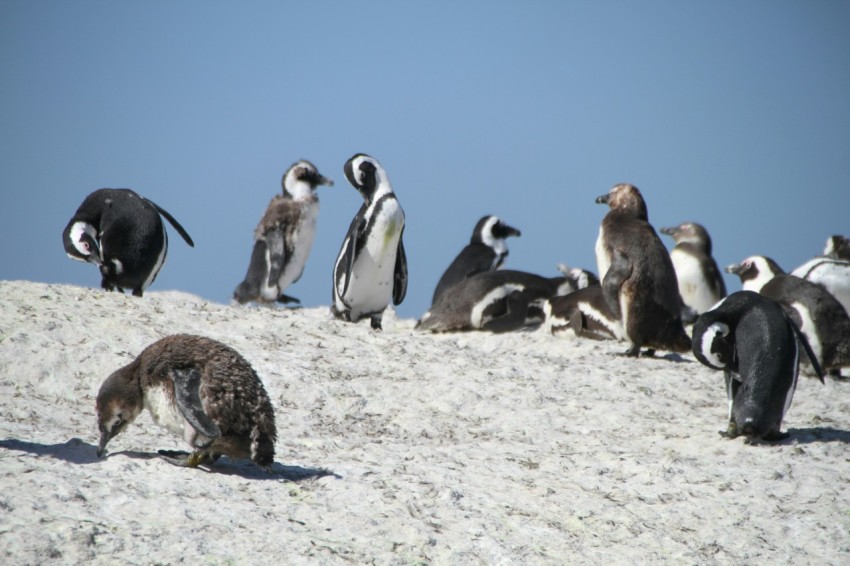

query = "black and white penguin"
[63, 188, 194, 297]
[824, 235, 850, 261]
[96, 334, 277, 470]
[660, 222, 727, 317]
[233, 160, 334, 305]
[556, 264, 600, 290]
[545, 285, 623, 341]
[417, 269, 563, 333]
[331, 153, 407, 330]
[692, 291, 823, 441]
[594, 184, 691, 356]
[430, 215, 521, 305]
[791, 256, 850, 315]
[726, 255, 850, 374]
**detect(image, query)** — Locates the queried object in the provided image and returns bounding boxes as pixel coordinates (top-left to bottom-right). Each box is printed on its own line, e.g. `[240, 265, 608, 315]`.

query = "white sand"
[1, 280, 848, 564]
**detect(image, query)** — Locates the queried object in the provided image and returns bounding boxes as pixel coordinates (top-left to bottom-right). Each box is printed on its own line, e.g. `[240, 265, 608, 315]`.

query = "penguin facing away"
[660, 222, 727, 317]
[430, 215, 521, 305]
[824, 235, 850, 261]
[63, 188, 194, 297]
[233, 160, 334, 305]
[692, 291, 824, 441]
[96, 334, 277, 470]
[726, 255, 850, 374]
[594, 184, 691, 356]
[332, 153, 407, 330]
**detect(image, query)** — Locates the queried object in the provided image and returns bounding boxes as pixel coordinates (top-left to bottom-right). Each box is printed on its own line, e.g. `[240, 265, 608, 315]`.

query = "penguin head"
[824, 234, 850, 260]
[694, 321, 733, 370]
[725, 256, 784, 292]
[63, 221, 102, 266]
[343, 153, 391, 201]
[660, 222, 712, 253]
[282, 159, 334, 199]
[595, 184, 648, 221]
[473, 216, 521, 247]
[96, 366, 143, 457]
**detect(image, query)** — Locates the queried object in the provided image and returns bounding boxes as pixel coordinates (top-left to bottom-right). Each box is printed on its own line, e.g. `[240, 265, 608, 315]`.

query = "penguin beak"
[595, 194, 610, 205]
[725, 263, 745, 275]
[313, 172, 334, 187]
[96, 432, 110, 457]
[505, 225, 521, 238]
[660, 226, 679, 237]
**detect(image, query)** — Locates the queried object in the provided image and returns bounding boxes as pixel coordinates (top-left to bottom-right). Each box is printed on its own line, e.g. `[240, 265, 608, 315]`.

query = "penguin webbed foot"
[619, 344, 655, 357]
[370, 316, 383, 331]
[132, 288, 144, 298]
[276, 294, 301, 305]
[719, 420, 739, 439]
[158, 449, 219, 468]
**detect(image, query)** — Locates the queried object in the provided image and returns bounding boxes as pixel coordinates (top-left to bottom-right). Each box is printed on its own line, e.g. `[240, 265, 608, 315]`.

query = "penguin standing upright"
[430, 215, 521, 305]
[660, 222, 726, 317]
[692, 291, 823, 441]
[332, 153, 407, 330]
[63, 188, 194, 297]
[726, 255, 850, 374]
[233, 160, 333, 305]
[96, 334, 277, 469]
[594, 183, 691, 356]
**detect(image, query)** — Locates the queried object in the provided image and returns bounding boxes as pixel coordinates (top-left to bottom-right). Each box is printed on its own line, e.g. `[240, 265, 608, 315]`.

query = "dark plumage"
[96, 335, 277, 470]
[824, 235, 850, 261]
[546, 285, 621, 341]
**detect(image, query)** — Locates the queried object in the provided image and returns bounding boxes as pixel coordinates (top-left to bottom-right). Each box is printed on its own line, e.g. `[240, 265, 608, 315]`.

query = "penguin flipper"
[602, 250, 631, 318]
[234, 239, 267, 303]
[144, 197, 195, 247]
[265, 227, 287, 287]
[340, 215, 365, 299]
[169, 367, 222, 439]
[788, 318, 826, 384]
[393, 230, 408, 306]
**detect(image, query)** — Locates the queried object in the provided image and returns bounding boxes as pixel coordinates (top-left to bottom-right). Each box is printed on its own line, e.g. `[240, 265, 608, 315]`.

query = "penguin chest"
[595, 227, 610, 281]
[345, 203, 404, 312]
[271, 203, 319, 294]
[670, 249, 717, 313]
[144, 385, 197, 447]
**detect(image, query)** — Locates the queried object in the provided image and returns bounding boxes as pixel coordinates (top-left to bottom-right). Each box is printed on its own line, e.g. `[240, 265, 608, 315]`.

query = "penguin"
[660, 222, 727, 318]
[96, 334, 277, 470]
[594, 184, 691, 356]
[233, 160, 334, 305]
[726, 256, 850, 374]
[417, 269, 563, 333]
[824, 235, 850, 261]
[430, 215, 521, 305]
[692, 291, 824, 441]
[791, 257, 850, 316]
[556, 264, 600, 290]
[545, 285, 623, 341]
[63, 188, 194, 297]
[331, 153, 407, 330]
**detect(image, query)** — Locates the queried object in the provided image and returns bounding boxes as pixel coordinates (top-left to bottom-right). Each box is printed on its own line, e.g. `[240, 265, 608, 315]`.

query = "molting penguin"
[96, 334, 277, 469]
[726, 256, 850, 374]
[417, 269, 563, 333]
[233, 160, 333, 305]
[63, 188, 194, 296]
[431, 215, 521, 305]
[824, 235, 850, 261]
[594, 184, 691, 356]
[660, 222, 727, 318]
[692, 291, 823, 442]
[331, 153, 407, 330]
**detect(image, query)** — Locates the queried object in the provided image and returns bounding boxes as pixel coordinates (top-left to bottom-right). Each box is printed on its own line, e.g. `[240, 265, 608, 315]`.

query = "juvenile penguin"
[96, 334, 277, 469]
[726, 256, 850, 374]
[63, 188, 194, 296]
[332, 153, 407, 330]
[431, 215, 521, 305]
[233, 160, 334, 305]
[692, 291, 823, 441]
[417, 269, 563, 332]
[660, 222, 727, 318]
[594, 184, 691, 356]
[824, 235, 850, 260]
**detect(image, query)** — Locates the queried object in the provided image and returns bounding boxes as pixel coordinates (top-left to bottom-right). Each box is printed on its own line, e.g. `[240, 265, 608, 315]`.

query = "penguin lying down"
[692, 291, 824, 442]
[96, 335, 277, 470]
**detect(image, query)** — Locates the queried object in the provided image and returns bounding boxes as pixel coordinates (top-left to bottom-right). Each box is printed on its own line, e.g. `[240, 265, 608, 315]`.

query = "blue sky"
[2, 1, 848, 319]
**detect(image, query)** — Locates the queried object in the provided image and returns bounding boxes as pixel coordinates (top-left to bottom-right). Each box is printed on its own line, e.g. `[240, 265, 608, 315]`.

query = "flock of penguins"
[60, 153, 850, 470]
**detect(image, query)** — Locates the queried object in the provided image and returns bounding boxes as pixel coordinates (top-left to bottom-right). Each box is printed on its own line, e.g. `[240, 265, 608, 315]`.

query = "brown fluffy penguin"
[96, 334, 277, 470]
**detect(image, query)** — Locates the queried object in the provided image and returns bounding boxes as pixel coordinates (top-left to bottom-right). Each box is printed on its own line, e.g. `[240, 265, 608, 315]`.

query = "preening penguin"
[332, 154, 407, 330]
[63, 188, 194, 297]
[96, 334, 277, 469]
[233, 160, 334, 305]
[660, 222, 727, 317]
[594, 184, 691, 356]
[430, 215, 521, 305]
[692, 291, 823, 442]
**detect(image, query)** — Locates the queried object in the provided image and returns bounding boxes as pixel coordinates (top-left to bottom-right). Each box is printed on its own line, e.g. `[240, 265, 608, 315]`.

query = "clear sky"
[2, 1, 848, 319]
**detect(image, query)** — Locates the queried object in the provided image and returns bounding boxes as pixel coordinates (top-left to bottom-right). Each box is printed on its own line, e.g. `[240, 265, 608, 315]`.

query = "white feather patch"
[700, 322, 729, 370]
[470, 284, 524, 328]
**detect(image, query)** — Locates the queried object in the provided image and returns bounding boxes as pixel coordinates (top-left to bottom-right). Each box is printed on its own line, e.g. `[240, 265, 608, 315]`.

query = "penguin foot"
[620, 344, 641, 357]
[276, 294, 301, 305]
[370, 316, 383, 331]
[158, 449, 218, 468]
[132, 288, 144, 298]
[719, 421, 739, 439]
[759, 430, 790, 442]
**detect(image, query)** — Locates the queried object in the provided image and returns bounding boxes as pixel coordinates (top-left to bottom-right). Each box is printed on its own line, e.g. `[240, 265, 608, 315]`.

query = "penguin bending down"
[692, 291, 823, 441]
[791, 256, 850, 315]
[63, 188, 194, 297]
[332, 154, 407, 330]
[824, 235, 850, 261]
[430, 215, 521, 305]
[726, 256, 850, 374]
[660, 222, 726, 319]
[96, 334, 277, 470]
[417, 270, 564, 333]
[594, 184, 691, 356]
[233, 160, 333, 305]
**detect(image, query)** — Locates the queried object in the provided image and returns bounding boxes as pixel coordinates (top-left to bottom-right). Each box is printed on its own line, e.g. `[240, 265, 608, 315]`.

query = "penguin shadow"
[0, 437, 102, 465]
[154, 450, 339, 482]
[784, 427, 850, 445]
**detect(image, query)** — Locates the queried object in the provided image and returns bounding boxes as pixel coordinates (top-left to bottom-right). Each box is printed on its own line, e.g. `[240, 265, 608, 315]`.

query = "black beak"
[725, 263, 745, 275]
[595, 194, 610, 205]
[660, 226, 679, 237]
[315, 173, 334, 187]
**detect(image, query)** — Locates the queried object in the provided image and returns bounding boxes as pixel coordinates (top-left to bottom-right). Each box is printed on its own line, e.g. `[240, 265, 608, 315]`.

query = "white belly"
[670, 249, 720, 314]
[277, 202, 318, 291]
[792, 259, 850, 315]
[144, 385, 194, 446]
[595, 226, 610, 282]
